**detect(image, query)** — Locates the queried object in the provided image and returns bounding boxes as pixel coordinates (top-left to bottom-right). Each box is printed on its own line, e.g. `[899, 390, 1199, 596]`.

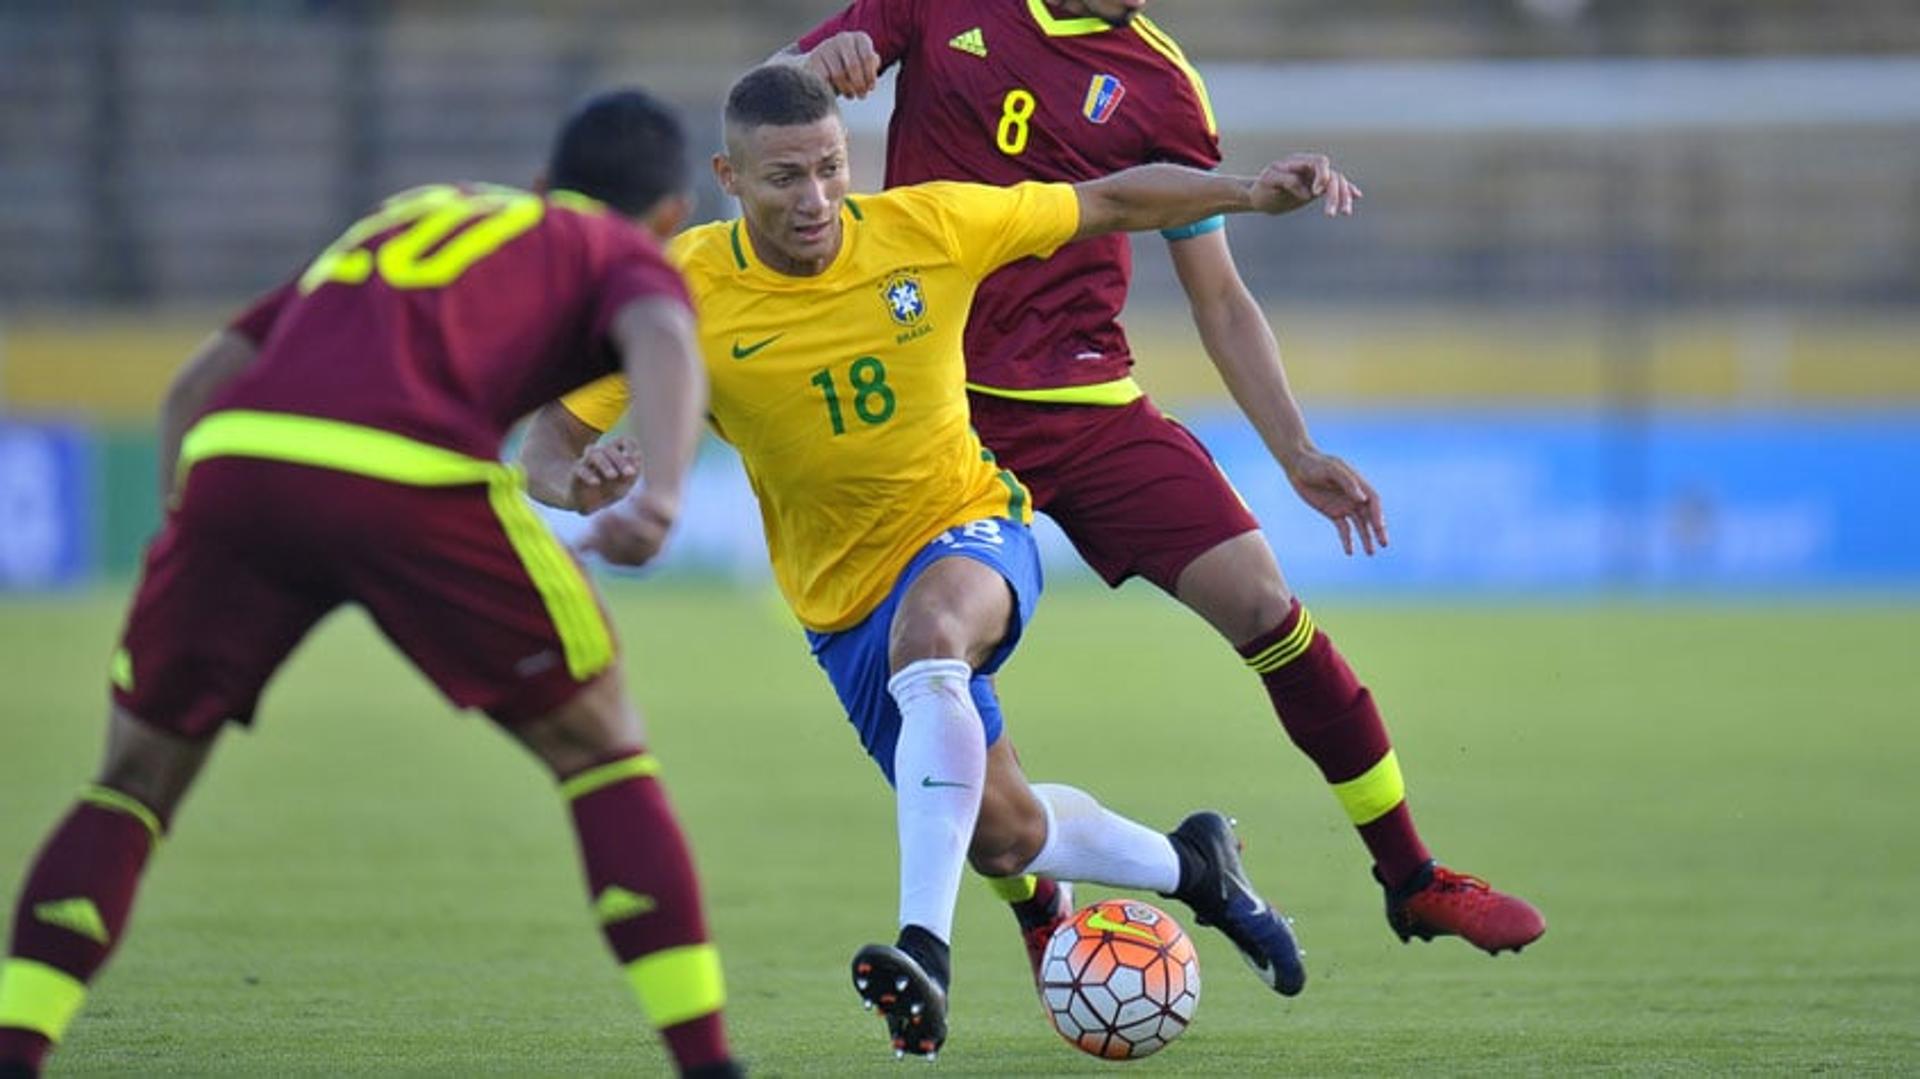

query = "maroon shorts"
[968, 393, 1260, 591]
[113, 457, 615, 738]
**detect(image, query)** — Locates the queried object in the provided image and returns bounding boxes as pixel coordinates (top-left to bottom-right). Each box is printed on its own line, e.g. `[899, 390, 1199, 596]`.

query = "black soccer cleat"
[851, 943, 949, 1060]
[1167, 811, 1308, 996]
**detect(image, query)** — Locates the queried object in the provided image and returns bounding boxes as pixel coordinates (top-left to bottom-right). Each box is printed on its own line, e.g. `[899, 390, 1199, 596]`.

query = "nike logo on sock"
[919, 775, 971, 790]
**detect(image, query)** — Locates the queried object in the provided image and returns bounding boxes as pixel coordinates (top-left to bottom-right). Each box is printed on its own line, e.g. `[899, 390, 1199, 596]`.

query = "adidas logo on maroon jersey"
[948, 27, 987, 58]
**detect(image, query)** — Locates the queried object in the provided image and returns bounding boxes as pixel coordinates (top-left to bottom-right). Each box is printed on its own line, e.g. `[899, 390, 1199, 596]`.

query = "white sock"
[1024, 783, 1181, 893]
[887, 658, 988, 944]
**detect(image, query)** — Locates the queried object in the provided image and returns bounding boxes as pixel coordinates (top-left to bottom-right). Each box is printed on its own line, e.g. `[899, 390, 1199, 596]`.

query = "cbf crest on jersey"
[881, 269, 932, 343]
[1083, 74, 1126, 124]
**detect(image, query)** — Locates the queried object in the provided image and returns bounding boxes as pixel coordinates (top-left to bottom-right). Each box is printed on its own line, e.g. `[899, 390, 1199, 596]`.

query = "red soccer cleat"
[1017, 878, 1075, 985]
[1382, 861, 1545, 954]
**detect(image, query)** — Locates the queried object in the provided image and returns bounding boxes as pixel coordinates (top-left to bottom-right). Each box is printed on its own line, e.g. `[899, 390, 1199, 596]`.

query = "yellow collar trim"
[1025, 0, 1114, 37]
[548, 189, 609, 216]
[732, 201, 862, 281]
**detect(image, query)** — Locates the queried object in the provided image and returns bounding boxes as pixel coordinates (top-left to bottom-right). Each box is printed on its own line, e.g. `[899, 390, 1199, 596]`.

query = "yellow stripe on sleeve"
[625, 943, 727, 1029]
[1134, 17, 1218, 136]
[0, 958, 88, 1043]
[561, 754, 662, 802]
[1330, 750, 1407, 826]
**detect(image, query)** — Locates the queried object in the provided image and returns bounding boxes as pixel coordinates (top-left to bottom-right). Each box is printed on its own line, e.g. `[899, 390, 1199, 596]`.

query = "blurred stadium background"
[3, 0, 1918, 591]
[3, 2, 1919, 1074]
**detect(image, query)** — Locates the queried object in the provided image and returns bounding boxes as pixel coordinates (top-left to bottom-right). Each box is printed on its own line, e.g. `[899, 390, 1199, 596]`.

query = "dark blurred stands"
[1, 2, 1915, 307]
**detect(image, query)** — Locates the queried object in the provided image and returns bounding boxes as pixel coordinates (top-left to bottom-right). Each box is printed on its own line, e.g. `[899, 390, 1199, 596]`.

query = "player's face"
[1055, 0, 1146, 27]
[717, 116, 851, 277]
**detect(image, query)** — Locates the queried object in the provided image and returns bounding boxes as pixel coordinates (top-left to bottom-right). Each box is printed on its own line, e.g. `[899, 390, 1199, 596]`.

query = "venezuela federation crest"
[1083, 74, 1125, 124]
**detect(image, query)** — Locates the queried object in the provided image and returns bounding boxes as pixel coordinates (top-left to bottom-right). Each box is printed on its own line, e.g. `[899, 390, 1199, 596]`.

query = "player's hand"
[1284, 450, 1388, 556]
[576, 488, 679, 568]
[569, 437, 640, 514]
[804, 31, 882, 98]
[1251, 154, 1362, 218]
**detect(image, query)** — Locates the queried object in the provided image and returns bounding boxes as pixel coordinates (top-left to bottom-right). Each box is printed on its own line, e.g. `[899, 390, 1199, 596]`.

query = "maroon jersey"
[799, 0, 1220, 394]
[221, 184, 689, 459]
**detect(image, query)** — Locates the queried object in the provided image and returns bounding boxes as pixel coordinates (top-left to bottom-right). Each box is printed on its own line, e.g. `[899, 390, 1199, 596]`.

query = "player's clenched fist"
[577, 489, 679, 567]
[804, 30, 883, 98]
[1252, 153, 1362, 217]
[570, 436, 640, 513]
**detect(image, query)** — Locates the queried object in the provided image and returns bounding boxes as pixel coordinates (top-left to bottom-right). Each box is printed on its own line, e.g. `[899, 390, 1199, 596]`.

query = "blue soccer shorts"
[806, 517, 1043, 786]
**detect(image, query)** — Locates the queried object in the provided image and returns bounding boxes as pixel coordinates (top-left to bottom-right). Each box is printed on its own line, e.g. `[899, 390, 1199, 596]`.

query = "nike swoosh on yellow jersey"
[1085, 910, 1161, 944]
[730, 333, 783, 360]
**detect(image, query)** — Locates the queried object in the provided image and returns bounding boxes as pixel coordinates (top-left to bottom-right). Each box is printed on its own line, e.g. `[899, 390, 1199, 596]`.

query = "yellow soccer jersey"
[563, 180, 1080, 631]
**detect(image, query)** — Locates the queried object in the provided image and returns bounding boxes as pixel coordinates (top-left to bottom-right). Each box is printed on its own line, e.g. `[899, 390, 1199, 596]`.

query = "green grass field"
[3, 585, 1917, 1075]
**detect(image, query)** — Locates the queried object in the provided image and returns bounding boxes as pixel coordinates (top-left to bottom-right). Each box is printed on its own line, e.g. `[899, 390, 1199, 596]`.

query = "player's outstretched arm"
[158, 329, 259, 504]
[1072, 154, 1361, 243]
[520, 403, 640, 514]
[577, 296, 708, 567]
[1170, 229, 1388, 556]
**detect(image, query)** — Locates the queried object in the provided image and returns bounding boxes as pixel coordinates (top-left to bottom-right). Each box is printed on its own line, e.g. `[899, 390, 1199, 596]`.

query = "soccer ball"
[1039, 899, 1200, 1060]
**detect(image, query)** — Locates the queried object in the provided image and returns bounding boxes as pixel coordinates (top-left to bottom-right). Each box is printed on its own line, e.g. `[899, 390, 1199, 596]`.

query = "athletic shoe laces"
[1409, 867, 1504, 925]
[1430, 867, 1493, 894]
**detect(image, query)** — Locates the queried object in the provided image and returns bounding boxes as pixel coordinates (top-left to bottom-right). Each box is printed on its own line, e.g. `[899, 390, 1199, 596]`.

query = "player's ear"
[642, 192, 694, 239]
[712, 153, 737, 197]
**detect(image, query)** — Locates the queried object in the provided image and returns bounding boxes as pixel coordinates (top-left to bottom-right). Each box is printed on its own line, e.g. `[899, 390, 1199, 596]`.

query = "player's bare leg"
[0, 708, 213, 1078]
[1173, 530, 1545, 954]
[506, 670, 741, 1078]
[968, 747, 1306, 996]
[847, 556, 1013, 1059]
[969, 739, 1074, 984]
[975, 756, 1305, 990]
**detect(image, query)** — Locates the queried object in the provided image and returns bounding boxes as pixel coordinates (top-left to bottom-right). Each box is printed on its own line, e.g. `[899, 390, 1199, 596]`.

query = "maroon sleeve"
[794, 0, 921, 68]
[587, 230, 692, 346]
[1150, 79, 1222, 171]
[226, 280, 298, 345]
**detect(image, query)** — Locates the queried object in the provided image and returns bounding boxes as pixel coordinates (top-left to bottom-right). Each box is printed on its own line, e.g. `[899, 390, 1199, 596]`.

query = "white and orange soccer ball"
[1039, 899, 1201, 1061]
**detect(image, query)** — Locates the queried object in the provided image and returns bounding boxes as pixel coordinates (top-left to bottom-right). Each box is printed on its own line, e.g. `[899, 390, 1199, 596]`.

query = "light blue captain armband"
[1160, 214, 1225, 242]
